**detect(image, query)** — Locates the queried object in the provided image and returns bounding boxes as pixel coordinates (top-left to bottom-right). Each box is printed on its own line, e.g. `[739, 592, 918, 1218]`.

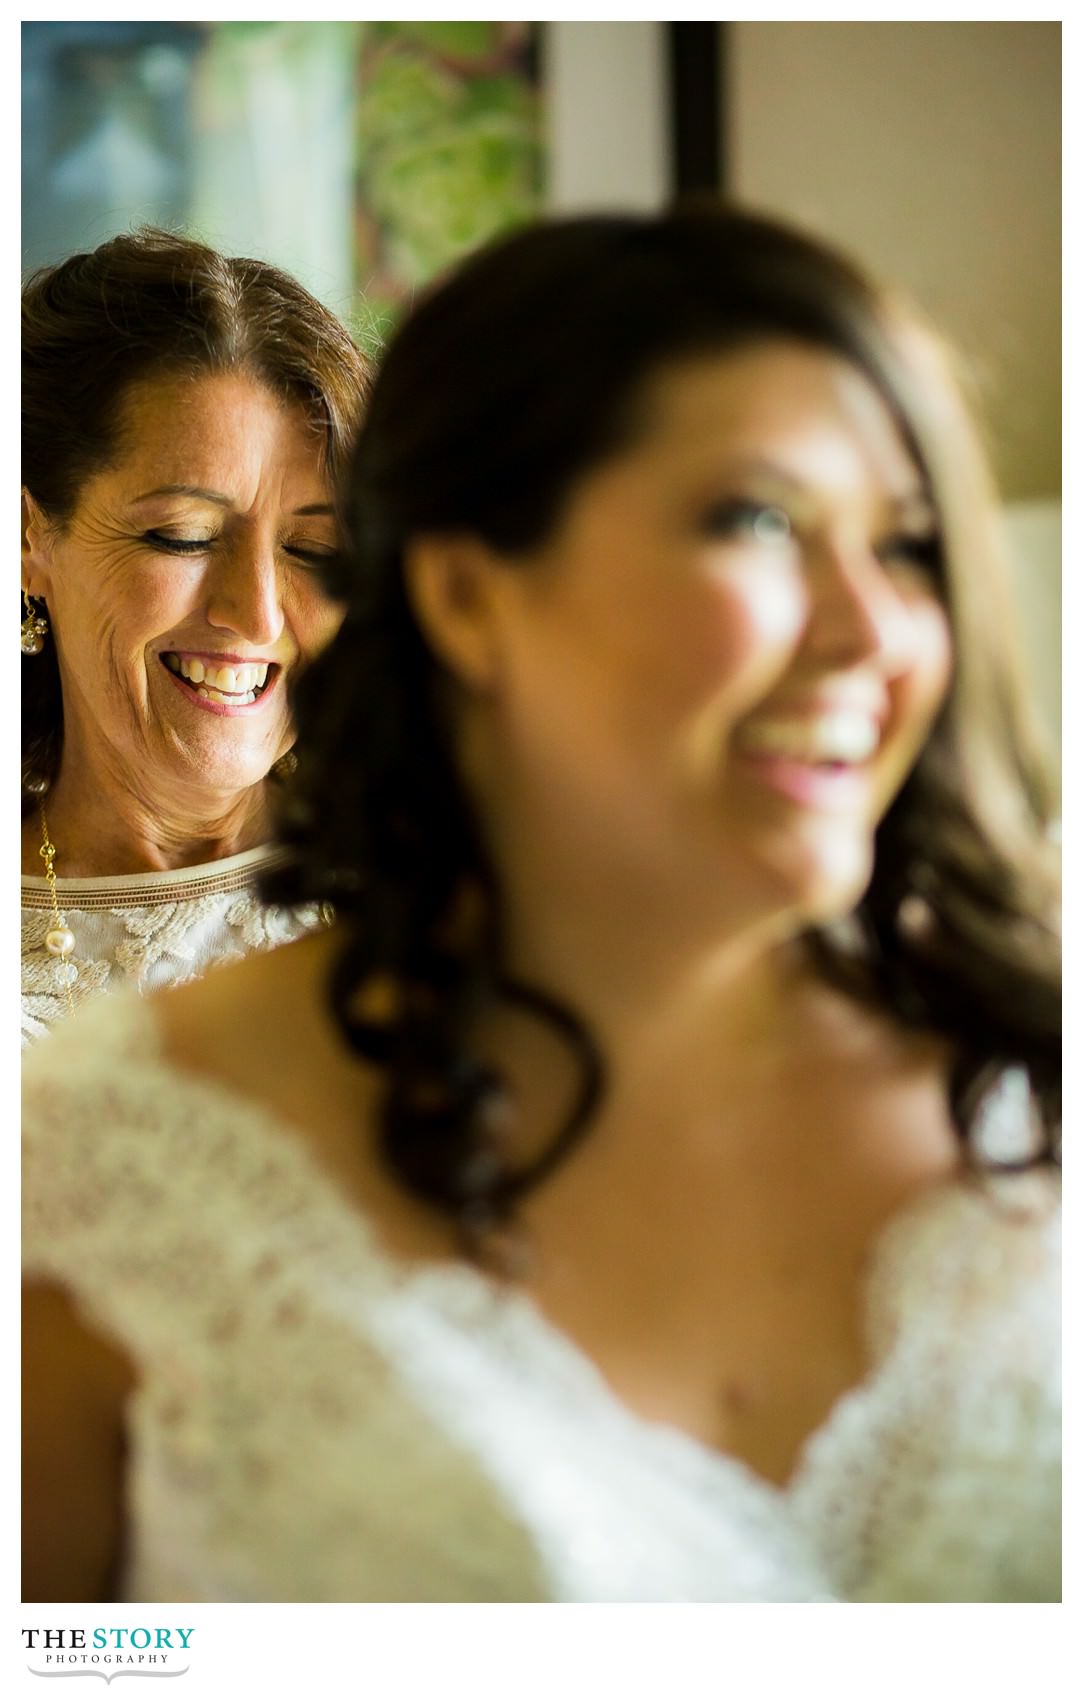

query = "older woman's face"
[23, 369, 342, 807]
[452, 340, 954, 932]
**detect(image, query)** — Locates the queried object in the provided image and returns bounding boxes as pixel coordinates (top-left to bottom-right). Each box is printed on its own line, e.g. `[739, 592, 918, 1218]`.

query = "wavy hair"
[266, 206, 1060, 1255]
[22, 226, 372, 798]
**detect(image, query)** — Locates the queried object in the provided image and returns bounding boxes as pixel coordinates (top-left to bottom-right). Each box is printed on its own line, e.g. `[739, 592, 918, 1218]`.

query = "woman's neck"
[497, 842, 813, 1041]
[477, 872, 835, 1169]
[23, 763, 273, 877]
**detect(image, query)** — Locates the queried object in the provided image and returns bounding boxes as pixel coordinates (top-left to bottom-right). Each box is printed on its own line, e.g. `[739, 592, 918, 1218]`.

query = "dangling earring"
[21, 590, 49, 656]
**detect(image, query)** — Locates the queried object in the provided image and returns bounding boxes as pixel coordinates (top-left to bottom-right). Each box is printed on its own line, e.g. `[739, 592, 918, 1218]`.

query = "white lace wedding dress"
[22, 993, 1060, 1603]
[21, 846, 325, 1047]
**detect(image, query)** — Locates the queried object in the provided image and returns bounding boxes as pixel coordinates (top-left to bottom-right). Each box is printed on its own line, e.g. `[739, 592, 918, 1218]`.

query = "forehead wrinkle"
[106, 372, 331, 512]
[131, 485, 233, 508]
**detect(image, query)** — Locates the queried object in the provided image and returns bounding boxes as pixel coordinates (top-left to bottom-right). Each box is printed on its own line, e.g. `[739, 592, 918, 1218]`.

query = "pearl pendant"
[45, 926, 75, 958]
[21, 630, 44, 656]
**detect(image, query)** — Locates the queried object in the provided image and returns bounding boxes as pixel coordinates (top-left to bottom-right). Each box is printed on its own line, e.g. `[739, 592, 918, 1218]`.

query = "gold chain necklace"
[38, 803, 76, 1016]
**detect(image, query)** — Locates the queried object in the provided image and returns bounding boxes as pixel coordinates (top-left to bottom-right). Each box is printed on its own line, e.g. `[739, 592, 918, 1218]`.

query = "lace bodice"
[22, 993, 1060, 1603]
[21, 846, 325, 1047]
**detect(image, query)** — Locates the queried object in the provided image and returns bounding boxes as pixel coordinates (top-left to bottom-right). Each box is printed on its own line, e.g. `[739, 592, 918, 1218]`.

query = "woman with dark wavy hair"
[21, 228, 370, 1043]
[24, 207, 1059, 1603]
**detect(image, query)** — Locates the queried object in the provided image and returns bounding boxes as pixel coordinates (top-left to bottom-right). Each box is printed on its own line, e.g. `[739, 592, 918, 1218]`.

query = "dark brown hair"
[267, 205, 1060, 1251]
[22, 225, 372, 795]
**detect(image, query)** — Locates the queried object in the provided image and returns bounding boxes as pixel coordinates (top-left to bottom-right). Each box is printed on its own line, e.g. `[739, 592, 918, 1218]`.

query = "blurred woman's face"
[462, 340, 953, 931]
[23, 370, 343, 808]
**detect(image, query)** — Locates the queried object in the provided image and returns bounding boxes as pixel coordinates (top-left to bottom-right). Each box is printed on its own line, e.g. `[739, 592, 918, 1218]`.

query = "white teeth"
[195, 685, 257, 706]
[737, 712, 879, 765]
[169, 656, 269, 694]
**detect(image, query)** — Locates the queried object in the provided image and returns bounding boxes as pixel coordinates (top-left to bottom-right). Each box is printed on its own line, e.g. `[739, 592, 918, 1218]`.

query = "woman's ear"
[403, 534, 504, 691]
[22, 489, 55, 600]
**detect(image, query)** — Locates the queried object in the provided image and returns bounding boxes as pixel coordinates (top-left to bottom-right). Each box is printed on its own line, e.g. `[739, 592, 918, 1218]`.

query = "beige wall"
[545, 22, 668, 212]
[730, 22, 1060, 501]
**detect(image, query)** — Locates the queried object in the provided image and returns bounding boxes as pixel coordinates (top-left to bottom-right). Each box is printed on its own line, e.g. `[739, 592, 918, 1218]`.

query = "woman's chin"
[741, 828, 875, 931]
[166, 743, 285, 803]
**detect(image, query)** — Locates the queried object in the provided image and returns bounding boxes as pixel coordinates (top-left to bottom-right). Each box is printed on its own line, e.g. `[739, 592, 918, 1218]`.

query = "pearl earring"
[21, 590, 49, 656]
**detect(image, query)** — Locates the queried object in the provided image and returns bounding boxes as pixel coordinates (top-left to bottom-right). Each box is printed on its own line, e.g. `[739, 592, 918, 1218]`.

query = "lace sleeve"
[791, 1169, 1060, 1602]
[21, 994, 552, 1602]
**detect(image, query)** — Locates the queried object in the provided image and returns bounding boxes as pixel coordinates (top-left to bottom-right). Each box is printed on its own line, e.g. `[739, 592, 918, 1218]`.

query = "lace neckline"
[96, 991, 1041, 1510]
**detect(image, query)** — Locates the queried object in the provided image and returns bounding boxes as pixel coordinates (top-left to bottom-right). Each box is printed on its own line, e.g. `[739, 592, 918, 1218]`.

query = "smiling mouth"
[731, 711, 883, 809]
[161, 652, 278, 708]
[735, 711, 881, 768]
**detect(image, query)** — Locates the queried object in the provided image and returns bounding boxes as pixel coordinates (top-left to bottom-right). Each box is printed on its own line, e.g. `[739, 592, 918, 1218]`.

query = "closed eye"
[284, 543, 338, 570]
[142, 532, 338, 569]
[143, 530, 213, 554]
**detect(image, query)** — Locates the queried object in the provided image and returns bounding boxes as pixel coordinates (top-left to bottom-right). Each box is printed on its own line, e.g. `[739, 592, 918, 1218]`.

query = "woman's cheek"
[910, 598, 954, 709]
[665, 569, 808, 785]
[691, 558, 810, 709]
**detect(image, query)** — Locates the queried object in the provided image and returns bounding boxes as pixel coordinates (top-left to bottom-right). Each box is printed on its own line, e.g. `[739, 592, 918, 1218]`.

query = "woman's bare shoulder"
[22, 1281, 133, 1602]
[156, 926, 374, 1127]
[155, 927, 456, 1263]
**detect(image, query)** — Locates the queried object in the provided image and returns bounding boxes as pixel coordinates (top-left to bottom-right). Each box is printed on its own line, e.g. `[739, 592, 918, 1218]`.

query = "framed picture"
[22, 20, 544, 351]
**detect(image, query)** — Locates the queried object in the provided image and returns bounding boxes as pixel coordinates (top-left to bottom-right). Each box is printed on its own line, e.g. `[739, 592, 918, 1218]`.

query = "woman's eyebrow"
[128, 489, 335, 517]
[888, 490, 937, 526]
[710, 455, 803, 488]
[131, 484, 232, 506]
[712, 458, 937, 525]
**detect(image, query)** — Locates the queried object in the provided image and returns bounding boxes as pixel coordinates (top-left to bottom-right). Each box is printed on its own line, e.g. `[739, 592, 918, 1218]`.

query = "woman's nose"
[803, 541, 922, 676]
[204, 536, 286, 647]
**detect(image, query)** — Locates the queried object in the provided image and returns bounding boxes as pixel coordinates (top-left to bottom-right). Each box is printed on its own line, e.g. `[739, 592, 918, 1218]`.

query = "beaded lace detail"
[22, 995, 1060, 1603]
[21, 848, 324, 1046]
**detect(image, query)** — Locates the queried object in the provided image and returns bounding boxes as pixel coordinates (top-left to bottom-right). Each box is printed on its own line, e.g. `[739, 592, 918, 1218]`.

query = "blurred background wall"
[730, 23, 1060, 505]
[21, 18, 1060, 767]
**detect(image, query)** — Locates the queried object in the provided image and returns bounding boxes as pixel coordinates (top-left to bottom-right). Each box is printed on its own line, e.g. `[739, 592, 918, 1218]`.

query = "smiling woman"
[23, 207, 1060, 1603]
[420, 342, 954, 946]
[20, 230, 371, 1043]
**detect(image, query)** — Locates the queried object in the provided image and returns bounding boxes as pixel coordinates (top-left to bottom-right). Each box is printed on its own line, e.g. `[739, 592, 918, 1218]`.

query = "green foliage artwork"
[352, 22, 542, 353]
[23, 21, 543, 358]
